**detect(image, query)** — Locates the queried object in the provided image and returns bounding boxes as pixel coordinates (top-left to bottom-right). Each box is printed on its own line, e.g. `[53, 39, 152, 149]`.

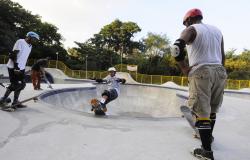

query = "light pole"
[85, 55, 88, 79]
[56, 52, 59, 68]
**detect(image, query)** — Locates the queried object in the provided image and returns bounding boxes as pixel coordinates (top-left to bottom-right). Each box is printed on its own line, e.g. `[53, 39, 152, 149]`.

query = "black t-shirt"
[31, 59, 48, 71]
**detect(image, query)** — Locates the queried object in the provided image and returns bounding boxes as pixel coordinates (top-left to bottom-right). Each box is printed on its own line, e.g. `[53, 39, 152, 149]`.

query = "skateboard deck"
[90, 98, 106, 116]
[1, 96, 39, 112]
[180, 105, 200, 138]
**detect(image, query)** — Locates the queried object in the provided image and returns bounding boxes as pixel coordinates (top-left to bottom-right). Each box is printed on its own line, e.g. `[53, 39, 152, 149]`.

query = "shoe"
[100, 103, 107, 112]
[0, 97, 11, 104]
[192, 148, 214, 160]
[12, 101, 27, 108]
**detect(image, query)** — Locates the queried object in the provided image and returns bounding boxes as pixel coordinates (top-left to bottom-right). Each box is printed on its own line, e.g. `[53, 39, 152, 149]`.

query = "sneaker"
[0, 97, 11, 105]
[192, 148, 214, 160]
[12, 101, 27, 108]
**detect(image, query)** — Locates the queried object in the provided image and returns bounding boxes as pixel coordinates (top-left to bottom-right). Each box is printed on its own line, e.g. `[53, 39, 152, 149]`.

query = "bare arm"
[180, 26, 197, 45]
[176, 26, 197, 75]
[221, 37, 225, 66]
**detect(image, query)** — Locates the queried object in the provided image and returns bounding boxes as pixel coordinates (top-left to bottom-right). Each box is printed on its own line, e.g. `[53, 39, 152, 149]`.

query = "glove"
[95, 79, 103, 83]
[121, 79, 126, 84]
[13, 63, 21, 75]
[14, 63, 20, 70]
[9, 51, 17, 61]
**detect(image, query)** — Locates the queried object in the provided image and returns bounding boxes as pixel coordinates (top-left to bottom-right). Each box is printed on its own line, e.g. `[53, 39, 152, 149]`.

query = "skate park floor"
[0, 82, 250, 160]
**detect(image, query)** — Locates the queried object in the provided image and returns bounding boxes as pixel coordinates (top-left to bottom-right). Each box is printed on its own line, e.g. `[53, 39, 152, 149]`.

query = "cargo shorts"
[188, 65, 227, 118]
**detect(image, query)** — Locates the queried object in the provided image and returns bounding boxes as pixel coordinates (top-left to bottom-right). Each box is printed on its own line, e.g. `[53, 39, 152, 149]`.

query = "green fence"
[0, 55, 249, 89]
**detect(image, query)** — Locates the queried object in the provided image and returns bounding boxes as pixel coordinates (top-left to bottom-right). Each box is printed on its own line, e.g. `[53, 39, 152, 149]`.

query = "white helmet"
[26, 31, 40, 40]
[108, 67, 116, 72]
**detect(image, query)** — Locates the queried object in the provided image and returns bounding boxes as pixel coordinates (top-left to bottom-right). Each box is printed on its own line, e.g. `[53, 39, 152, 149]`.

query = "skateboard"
[90, 98, 106, 116]
[180, 105, 200, 138]
[0, 96, 39, 112]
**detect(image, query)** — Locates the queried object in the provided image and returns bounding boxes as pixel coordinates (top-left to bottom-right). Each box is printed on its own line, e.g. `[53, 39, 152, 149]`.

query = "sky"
[12, 0, 250, 53]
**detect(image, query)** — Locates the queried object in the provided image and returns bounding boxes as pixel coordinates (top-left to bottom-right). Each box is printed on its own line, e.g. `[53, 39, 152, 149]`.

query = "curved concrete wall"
[39, 84, 186, 118]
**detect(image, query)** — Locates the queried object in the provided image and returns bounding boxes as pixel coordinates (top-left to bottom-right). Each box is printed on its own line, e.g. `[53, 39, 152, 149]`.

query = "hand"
[181, 66, 191, 76]
[121, 79, 126, 84]
[13, 63, 21, 75]
[95, 79, 103, 83]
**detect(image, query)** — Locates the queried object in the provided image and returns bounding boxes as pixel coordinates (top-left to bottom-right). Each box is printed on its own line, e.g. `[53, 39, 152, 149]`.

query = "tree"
[0, 0, 67, 60]
[98, 19, 142, 59]
[141, 32, 171, 74]
[143, 32, 170, 57]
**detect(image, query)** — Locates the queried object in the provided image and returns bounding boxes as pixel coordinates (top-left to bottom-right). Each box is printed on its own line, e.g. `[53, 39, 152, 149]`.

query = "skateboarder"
[31, 58, 49, 90]
[171, 9, 227, 160]
[91, 67, 126, 115]
[0, 31, 40, 108]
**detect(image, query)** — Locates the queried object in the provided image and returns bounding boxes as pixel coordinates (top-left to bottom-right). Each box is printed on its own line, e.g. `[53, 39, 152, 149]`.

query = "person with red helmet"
[171, 8, 227, 160]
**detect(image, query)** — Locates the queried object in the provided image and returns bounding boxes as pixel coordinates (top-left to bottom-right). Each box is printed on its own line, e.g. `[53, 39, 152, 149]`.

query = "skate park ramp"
[39, 84, 185, 118]
[107, 72, 139, 84]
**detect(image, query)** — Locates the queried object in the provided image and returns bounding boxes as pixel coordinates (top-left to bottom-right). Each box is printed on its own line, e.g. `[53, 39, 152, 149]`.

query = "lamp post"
[85, 55, 88, 79]
[56, 52, 59, 68]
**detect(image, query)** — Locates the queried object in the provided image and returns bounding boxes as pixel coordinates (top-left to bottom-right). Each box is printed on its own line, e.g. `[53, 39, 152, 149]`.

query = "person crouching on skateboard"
[31, 58, 49, 90]
[91, 67, 126, 115]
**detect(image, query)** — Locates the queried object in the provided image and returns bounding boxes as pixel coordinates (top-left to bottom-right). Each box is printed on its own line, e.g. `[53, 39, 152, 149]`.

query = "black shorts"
[102, 89, 118, 104]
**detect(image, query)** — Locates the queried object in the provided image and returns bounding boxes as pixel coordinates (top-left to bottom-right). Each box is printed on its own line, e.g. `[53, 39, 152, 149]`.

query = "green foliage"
[228, 71, 250, 80]
[143, 32, 171, 57]
[0, 0, 66, 60]
[225, 49, 250, 79]
[98, 19, 143, 55]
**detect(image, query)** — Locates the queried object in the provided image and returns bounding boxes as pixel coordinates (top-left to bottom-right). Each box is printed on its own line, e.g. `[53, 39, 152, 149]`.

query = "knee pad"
[101, 90, 110, 99]
[195, 118, 211, 130]
[15, 82, 26, 91]
[7, 83, 17, 91]
[210, 113, 216, 120]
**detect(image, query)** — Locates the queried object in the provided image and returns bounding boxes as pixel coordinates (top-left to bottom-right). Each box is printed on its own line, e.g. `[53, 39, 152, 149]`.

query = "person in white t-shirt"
[170, 9, 227, 160]
[0, 32, 39, 109]
[90, 67, 126, 115]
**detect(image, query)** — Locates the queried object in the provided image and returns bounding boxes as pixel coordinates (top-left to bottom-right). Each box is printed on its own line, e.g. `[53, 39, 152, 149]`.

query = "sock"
[100, 98, 106, 104]
[196, 118, 212, 151]
[13, 90, 21, 103]
[210, 113, 216, 135]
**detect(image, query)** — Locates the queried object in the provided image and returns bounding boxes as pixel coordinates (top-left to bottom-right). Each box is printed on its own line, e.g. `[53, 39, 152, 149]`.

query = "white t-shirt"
[187, 23, 223, 67]
[7, 39, 32, 70]
[104, 75, 121, 95]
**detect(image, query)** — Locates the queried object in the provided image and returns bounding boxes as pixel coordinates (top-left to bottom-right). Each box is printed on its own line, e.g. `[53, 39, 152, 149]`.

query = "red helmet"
[183, 8, 203, 25]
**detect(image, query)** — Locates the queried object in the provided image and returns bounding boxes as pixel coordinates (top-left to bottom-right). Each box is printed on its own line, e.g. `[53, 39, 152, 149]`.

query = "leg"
[1, 68, 16, 100]
[37, 72, 41, 89]
[209, 65, 227, 142]
[101, 89, 118, 105]
[188, 66, 214, 159]
[31, 70, 38, 89]
[210, 113, 216, 142]
[13, 70, 26, 104]
[193, 118, 214, 160]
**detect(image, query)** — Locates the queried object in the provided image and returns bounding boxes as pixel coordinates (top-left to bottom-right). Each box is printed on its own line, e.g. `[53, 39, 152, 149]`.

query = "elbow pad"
[9, 51, 17, 61]
[170, 39, 186, 61]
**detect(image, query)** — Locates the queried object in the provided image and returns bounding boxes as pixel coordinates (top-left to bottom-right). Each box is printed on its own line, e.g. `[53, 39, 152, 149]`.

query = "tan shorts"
[188, 65, 227, 118]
